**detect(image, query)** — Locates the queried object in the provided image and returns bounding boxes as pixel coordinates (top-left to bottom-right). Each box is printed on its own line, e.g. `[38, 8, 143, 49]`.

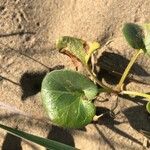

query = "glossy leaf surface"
[41, 69, 98, 128]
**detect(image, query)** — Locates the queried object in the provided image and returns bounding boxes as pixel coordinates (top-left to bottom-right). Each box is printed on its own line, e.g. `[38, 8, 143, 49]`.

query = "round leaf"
[146, 102, 150, 113]
[41, 69, 98, 128]
[122, 23, 145, 50]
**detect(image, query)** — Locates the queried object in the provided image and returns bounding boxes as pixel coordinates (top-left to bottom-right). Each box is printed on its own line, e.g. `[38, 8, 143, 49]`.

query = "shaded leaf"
[122, 23, 145, 50]
[56, 36, 100, 64]
[123, 23, 150, 55]
[41, 69, 98, 128]
[0, 123, 77, 150]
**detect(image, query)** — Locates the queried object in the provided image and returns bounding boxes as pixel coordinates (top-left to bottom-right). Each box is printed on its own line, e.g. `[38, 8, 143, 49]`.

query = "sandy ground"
[0, 0, 150, 150]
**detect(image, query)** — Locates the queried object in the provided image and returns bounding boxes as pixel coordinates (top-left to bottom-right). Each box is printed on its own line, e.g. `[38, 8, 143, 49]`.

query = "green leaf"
[41, 69, 98, 128]
[146, 101, 150, 113]
[123, 23, 150, 55]
[142, 24, 150, 55]
[56, 36, 100, 64]
[0, 123, 77, 150]
[122, 23, 145, 50]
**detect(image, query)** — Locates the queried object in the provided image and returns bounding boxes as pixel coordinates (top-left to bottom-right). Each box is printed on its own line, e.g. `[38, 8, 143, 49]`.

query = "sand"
[0, 0, 150, 149]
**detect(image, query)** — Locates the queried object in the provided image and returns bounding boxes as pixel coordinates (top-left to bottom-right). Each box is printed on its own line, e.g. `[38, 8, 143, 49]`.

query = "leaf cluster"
[1, 23, 150, 149]
[42, 23, 150, 129]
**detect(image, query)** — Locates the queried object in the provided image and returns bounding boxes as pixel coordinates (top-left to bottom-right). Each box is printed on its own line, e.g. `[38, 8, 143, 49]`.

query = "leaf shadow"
[123, 105, 150, 132]
[94, 124, 115, 150]
[47, 125, 75, 149]
[119, 94, 148, 105]
[1, 131, 44, 150]
[95, 51, 150, 85]
[2, 133, 22, 150]
[20, 71, 46, 100]
[20, 65, 64, 100]
[95, 107, 143, 146]
[0, 113, 79, 149]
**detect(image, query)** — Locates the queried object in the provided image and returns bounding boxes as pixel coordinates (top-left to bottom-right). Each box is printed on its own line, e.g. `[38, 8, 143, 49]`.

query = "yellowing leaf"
[56, 36, 100, 64]
[85, 42, 100, 62]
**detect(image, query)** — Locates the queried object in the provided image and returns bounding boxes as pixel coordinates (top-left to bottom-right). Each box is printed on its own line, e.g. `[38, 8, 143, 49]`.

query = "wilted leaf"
[146, 101, 150, 113]
[41, 69, 98, 128]
[0, 123, 77, 150]
[56, 36, 100, 64]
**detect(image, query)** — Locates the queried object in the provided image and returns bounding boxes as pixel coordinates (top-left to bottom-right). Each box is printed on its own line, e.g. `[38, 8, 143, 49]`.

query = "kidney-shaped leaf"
[56, 36, 100, 64]
[123, 23, 150, 55]
[41, 69, 98, 128]
[122, 23, 145, 50]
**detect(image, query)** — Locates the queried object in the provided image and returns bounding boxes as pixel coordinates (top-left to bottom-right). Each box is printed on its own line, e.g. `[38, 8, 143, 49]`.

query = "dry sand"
[0, 0, 150, 149]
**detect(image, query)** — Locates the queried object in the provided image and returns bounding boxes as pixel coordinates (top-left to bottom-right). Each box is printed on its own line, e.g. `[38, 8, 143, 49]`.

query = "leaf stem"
[86, 65, 113, 93]
[116, 49, 143, 91]
[121, 90, 150, 101]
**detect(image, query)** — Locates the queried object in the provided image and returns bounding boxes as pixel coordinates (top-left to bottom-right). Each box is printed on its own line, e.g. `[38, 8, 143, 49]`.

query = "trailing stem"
[121, 90, 150, 101]
[115, 49, 143, 91]
[86, 64, 113, 93]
